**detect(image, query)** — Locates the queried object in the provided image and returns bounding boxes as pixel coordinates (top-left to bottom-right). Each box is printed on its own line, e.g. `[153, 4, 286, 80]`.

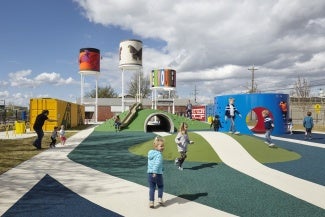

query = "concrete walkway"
[197, 131, 325, 209]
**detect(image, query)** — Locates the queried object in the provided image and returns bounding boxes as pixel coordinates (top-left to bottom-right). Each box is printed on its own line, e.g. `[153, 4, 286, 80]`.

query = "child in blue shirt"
[147, 136, 165, 208]
[303, 111, 314, 140]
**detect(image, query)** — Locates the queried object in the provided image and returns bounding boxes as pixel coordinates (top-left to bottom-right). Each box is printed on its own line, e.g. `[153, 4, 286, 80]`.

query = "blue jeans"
[229, 117, 236, 133]
[34, 129, 44, 149]
[265, 129, 273, 144]
[148, 173, 163, 201]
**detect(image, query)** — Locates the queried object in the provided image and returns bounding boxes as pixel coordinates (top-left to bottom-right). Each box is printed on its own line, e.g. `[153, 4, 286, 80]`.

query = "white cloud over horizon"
[75, 0, 325, 100]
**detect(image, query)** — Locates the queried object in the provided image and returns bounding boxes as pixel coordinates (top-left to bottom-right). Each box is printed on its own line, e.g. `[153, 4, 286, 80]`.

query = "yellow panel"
[30, 98, 85, 132]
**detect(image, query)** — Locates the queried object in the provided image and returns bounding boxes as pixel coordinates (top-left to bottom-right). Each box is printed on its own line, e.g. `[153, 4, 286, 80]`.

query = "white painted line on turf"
[254, 134, 325, 149]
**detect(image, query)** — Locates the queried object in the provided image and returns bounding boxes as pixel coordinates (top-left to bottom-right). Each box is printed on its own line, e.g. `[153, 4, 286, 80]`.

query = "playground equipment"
[214, 93, 289, 135]
[120, 103, 142, 129]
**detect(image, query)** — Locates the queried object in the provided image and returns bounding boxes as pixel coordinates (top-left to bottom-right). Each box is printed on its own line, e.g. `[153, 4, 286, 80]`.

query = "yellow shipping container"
[29, 98, 85, 132]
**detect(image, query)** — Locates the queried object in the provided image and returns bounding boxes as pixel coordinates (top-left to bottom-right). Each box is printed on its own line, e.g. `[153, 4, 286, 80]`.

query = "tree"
[85, 85, 118, 98]
[127, 71, 151, 98]
[293, 76, 310, 98]
[292, 76, 311, 114]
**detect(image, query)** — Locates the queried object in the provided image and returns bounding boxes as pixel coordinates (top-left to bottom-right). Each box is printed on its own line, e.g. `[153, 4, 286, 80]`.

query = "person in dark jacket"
[33, 110, 57, 149]
[210, 115, 222, 131]
[224, 97, 242, 134]
[262, 109, 275, 147]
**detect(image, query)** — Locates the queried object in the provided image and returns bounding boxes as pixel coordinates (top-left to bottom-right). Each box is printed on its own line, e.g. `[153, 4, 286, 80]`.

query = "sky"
[1, 0, 325, 107]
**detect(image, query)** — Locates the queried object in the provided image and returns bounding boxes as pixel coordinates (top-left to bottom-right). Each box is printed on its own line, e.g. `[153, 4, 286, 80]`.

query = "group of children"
[146, 100, 316, 207]
[49, 125, 67, 148]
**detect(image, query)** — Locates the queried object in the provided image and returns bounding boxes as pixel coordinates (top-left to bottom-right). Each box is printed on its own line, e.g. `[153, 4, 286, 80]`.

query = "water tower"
[150, 69, 176, 114]
[119, 39, 143, 112]
[79, 48, 100, 122]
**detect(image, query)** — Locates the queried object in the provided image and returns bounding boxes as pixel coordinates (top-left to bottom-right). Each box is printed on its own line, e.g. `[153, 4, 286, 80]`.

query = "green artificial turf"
[228, 134, 301, 163]
[68, 131, 325, 217]
[94, 108, 211, 132]
[95, 108, 301, 164]
[129, 132, 222, 163]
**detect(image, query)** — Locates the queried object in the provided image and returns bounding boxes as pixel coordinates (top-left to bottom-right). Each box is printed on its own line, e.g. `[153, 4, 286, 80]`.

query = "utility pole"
[248, 65, 258, 93]
[193, 85, 199, 103]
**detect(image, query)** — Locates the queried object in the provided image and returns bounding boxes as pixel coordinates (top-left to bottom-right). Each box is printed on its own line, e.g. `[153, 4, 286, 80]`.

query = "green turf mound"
[129, 132, 222, 163]
[94, 108, 210, 132]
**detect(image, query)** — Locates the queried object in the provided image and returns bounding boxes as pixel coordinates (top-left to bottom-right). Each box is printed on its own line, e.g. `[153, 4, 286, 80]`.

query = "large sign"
[151, 69, 176, 88]
[192, 106, 206, 121]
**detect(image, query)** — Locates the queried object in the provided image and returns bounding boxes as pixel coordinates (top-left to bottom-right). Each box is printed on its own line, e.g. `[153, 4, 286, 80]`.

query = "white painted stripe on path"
[254, 133, 325, 149]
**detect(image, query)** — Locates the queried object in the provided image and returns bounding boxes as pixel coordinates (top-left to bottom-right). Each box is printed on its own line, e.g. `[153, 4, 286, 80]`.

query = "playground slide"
[120, 103, 142, 129]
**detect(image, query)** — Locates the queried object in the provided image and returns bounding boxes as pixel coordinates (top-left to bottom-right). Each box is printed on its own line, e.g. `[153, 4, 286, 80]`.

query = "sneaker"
[178, 166, 183, 171]
[268, 143, 275, 147]
[228, 131, 233, 134]
[149, 201, 154, 208]
[234, 131, 240, 135]
[158, 198, 164, 205]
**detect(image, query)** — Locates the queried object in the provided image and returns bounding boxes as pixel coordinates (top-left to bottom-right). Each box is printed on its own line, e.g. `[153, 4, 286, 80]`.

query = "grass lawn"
[0, 126, 88, 175]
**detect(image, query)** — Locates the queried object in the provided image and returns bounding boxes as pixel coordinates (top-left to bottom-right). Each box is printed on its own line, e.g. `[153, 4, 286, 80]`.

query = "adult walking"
[32, 110, 57, 149]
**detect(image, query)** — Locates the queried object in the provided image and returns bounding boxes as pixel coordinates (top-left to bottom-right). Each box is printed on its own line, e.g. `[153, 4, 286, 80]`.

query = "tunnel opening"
[144, 113, 174, 133]
[245, 107, 274, 134]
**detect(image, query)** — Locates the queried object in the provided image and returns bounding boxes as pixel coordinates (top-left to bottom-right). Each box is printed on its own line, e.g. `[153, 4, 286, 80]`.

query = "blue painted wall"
[214, 93, 289, 135]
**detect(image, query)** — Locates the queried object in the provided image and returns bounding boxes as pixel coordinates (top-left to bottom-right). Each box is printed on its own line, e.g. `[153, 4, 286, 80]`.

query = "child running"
[174, 122, 194, 171]
[147, 136, 165, 208]
[262, 110, 275, 147]
[49, 126, 58, 148]
[59, 125, 67, 145]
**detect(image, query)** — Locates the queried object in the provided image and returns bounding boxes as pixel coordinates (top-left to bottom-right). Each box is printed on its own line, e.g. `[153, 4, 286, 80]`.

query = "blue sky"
[1, 0, 325, 107]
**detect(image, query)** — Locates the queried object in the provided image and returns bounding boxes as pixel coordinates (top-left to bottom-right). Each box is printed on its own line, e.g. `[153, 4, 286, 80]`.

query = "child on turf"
[303, 111, 314, 140]
[262, 110, 275, 147]
[210, 115, 222, 131]
[113, 115, 121, 132]
[225, 97, 242, 134]
[59, 125, 66, 145]
[147, 136, 165, 208]
[174, 122, 194, 170]
[49, 126, 58, 148]
[287, 118, 293, 135]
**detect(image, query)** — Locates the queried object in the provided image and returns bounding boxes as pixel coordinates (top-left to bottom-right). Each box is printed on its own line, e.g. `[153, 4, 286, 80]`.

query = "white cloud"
[0, 91, 9, 98]
[74, 1, 325, 102]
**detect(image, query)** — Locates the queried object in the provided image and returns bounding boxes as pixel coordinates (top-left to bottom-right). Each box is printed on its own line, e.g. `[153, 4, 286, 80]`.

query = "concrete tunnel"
[144, 113, 175, 133]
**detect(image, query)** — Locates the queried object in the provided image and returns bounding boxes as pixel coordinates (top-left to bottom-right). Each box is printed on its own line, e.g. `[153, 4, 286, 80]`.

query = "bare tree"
[127, 71, 151, 98]
[85, 85, 118, 98]
[294, 76, 310, 98]
[292, 76, 311, 114]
